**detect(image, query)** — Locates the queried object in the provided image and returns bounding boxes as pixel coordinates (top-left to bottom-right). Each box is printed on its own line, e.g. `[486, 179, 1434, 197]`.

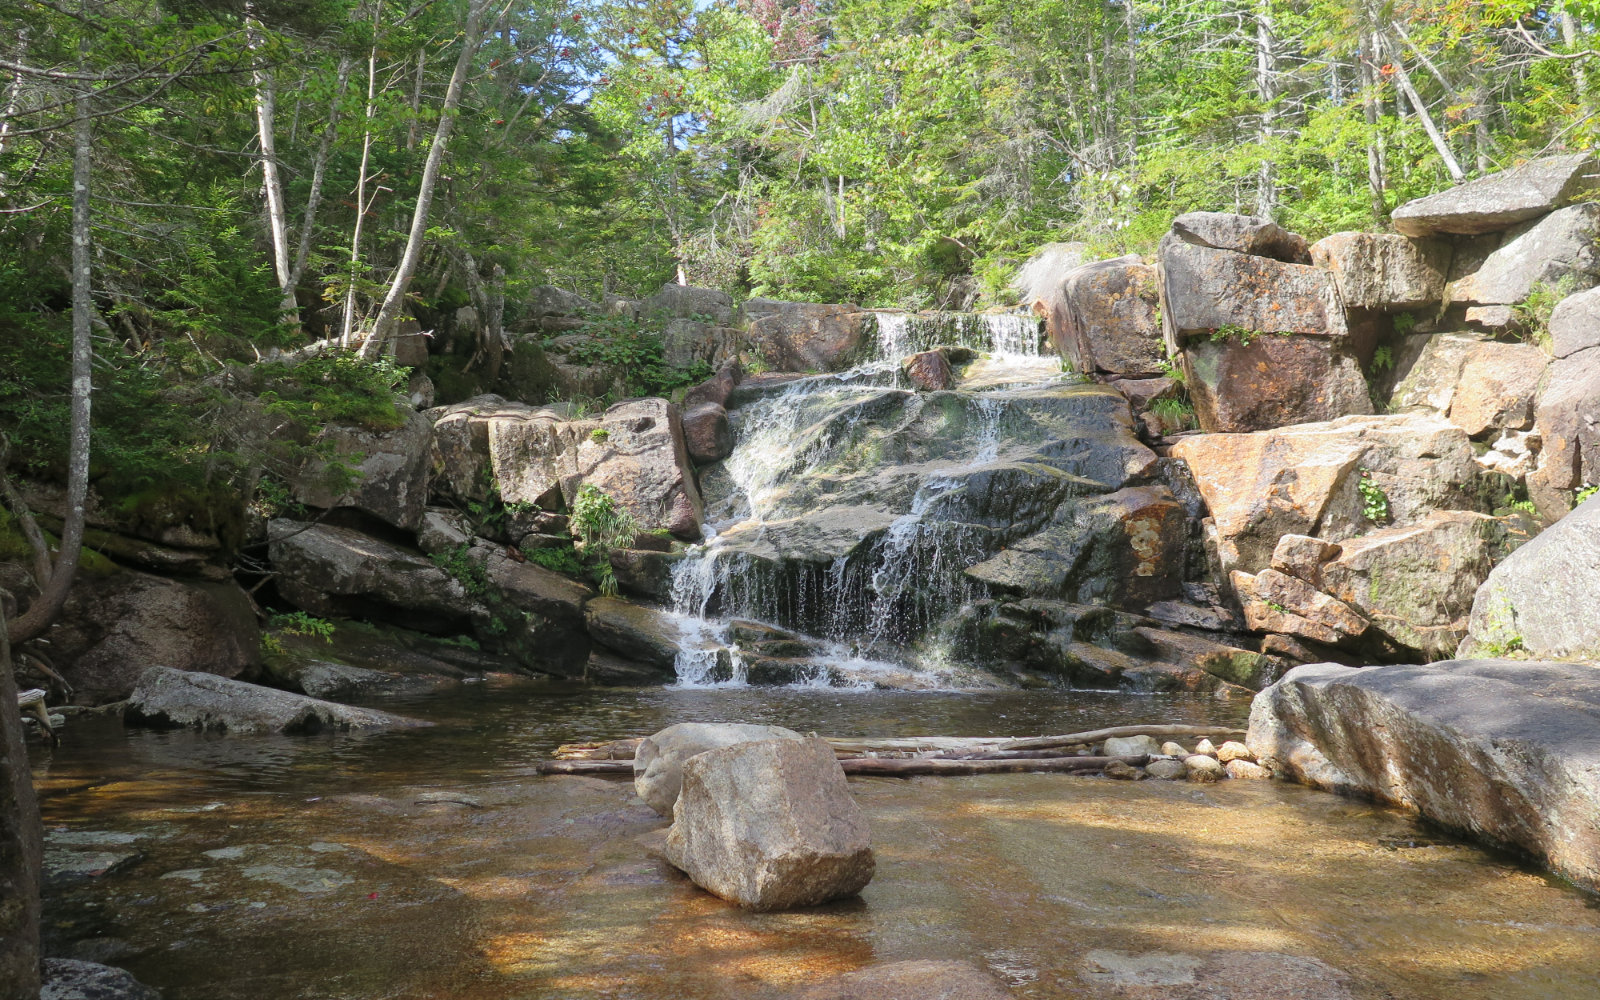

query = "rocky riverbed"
[29, 684, 1600, 1000]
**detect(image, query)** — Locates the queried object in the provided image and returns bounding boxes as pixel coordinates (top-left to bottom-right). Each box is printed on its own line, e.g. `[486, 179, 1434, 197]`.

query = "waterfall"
[666, 308, 1066, 688]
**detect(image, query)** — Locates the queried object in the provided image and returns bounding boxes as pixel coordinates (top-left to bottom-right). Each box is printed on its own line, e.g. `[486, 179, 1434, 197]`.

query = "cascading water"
[667, 309, 1076, 688]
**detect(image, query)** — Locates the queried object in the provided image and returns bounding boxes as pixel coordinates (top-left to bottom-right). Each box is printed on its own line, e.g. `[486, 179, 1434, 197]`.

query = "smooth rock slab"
[634, 722, 805, 818]
[1449, 202, 1600, 306]
[125, 666, 430, 735]
[1390, 151, 1600, 236]
[791, 959, 1011, 1000]
[663, 738, 874, 910]
[1247, 658, 1600, 891]
[1463, 494, 1600, 660]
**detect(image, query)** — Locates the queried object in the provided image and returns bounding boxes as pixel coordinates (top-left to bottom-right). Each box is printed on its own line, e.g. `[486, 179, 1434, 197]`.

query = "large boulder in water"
[1390, 152, 1600, 237]
[663, 737, 875, 910]
[1169, 414, 1488, 575]
[46, 570, 260, 705]
[1247, 658, 1600, 891]
[1463, 494, 1600, 660]
[125, 666, 430, 735]
[634, 721, 804, 817]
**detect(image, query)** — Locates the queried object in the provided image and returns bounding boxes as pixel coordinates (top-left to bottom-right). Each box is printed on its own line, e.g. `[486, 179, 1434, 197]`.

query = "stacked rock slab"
[1158, 213, 1369, 432]
[662, 737, 875, 910]
[1248, 658, 1600, 892]
[1463, 493, 1600, 660]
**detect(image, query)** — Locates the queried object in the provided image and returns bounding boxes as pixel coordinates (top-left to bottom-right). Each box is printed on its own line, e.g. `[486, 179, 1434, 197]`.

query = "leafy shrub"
[1358, 470, 1390, 523]
[571, 484, 638, 596]
[1513, 276, 1576, 354]
[268, 610, 335, 643]
[253, 353, 411, 432]
[524, 543, 586, 576]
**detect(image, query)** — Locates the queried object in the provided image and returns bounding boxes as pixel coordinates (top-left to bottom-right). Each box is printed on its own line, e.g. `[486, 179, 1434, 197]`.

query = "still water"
[31, 681, 1600, 999]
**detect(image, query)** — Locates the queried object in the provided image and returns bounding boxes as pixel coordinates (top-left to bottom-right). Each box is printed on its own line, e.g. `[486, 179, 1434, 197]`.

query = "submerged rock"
[125, 666, 430, 735]
[1248, 658, 1600, 890]
[663, 738, 874, 910]
[633, 722, 804, 817]
[41, 958, 161, 1000]
[790, 959, 1011, 1000]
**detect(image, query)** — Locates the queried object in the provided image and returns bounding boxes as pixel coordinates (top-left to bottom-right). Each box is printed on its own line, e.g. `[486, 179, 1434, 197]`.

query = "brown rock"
[1529, 346, 1600, 517]
[682, 402, 732, 463]
[1232, 569, 1369, 647]
[1052, 256, 1166, 376]
[792, 960, 1012, 1000]
[1317, 510, 1508, 659]
[1225, 759, 1272, 779]
[1309, 232, 1449, 311]
[386, 317, 430, 368]
[745, 300, 874, 372]
[1134, 627, 1277, 690]
[1269, 534, 1342, 587]
[1389, 333, 1486, 416]
[48, 570, 261, 705]
[683, 361, 743, 409]
[1171, 211, 1312, 263]
[1104, 759, 1143, 780]
[1182, 334, 1372, 433]
[1160, 241, 1346, 339]
[1170, 414, 1486, 575]
[1260, 633, 1327, 664]
[1449, 341, 1548, 437]
[1390, 151, 1600, 236]
[1109, 376, 1178, 411]
[901, 349, 953, 390]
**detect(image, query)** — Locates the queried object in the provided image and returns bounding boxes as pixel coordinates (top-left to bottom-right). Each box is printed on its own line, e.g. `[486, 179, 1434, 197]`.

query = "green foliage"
[1358, 470, 1391, 524]
[524, 543, 587, 576]
[1209, 325, 1262, 348]
[254, 354, 411, 432]
[551, 312, 714, 398]
[1392, 312, 1417, 336]
[570, 484, 638, 597]
[1577, 484, 1599, 505]
[1368, 345, 1395, 376]
[1149, 397, 1196, 430]
[591, 428, 611, 443]
[1514, 276, 1576, 354]
[432, 543, 493, 601]
[268, 611, 336, 643]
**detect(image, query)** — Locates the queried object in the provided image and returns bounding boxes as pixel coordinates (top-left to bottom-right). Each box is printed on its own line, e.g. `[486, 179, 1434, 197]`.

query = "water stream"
[666, 311, 1072, 688]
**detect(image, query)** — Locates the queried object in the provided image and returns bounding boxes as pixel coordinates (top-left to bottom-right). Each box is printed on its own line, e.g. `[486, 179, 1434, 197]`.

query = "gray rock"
[1225, 759, 1271, 779]
[1309, 232, 1449, 311]
[791, 959, 1011, 1000]
[1185, 755, 1225, 782]
[125, 666, 430, 735]
[1104, 735, 1163, 757]
[1248, 658, 1600, 890]
[1170, 212, 1312, 263]
[43, 847, 141, 882]
[584, 598, 684, 670]
[416, 508, 471, 555]
[41, 959, 160, 1000]
[662, 318, 740, 369]
[640, 283, 736, 326]
[290, 410, 433, 531]
[1146, 758, 1188, 780]
[634, 722, 804, 817]
[526, 284, 598, 318]
[664, 738, 874, 910]
[292, 661, 409, 701]
[1548, 285, 1600, 358]
[1390, 151, 1600, 236]
[269, 520, 476, 629]
[745, 300, 875, 372]
[1389, 332, 1486, 416]
[1463, 494, 1600, 659]
[1160, 242, 1345, 339]
[1450, 203, 1600, 306]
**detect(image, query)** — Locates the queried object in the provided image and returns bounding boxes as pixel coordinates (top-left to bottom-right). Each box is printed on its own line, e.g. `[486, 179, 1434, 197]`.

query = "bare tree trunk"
[1384, 35, 1464, 182]
[0, 28, 28, 200]
[9, 75, 92, 646]
[287, 55, 353, 299]
[362, 0, 491, 360]
[1357, 32, 1386, 219]
[407, 48, 425, 152]
[341, 6, 382, 349]
[0, 596, 42, 1000]
[1254, 0, 1278, 218]
[246, 8, 295, 321]
[1562, 0, 1591, 122]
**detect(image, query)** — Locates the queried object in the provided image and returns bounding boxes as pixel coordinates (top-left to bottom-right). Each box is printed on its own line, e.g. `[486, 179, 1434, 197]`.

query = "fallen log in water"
[554, 735, 1014, 761]
[997, 724, 1244, 752]
[536, 754, 1151, 778]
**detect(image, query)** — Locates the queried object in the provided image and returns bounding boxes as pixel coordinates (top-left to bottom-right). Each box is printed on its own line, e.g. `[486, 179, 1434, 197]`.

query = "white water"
[668, 310, 1063, 688]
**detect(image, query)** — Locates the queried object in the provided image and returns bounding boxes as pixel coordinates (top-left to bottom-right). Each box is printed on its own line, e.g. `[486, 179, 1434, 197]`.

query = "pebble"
[1145, 759, 1188, 781]
[1194, 738, 1218, 755]
[1184, 755, 1225, 783]
[1216, 740, 1253, 763]
[1104, 735, 1163, 757]
[1225, 759, 1271, 780]
[1159, 742, 1190, 757]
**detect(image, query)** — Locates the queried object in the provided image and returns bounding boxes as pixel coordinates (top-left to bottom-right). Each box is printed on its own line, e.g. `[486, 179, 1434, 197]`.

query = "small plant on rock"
[1358, 469, 1390, 523]
[268, 610, 336, 643]
[571, 484, 639, 597]
[1513, 276, 1576, 354]
[1578, 484, 1599, 505]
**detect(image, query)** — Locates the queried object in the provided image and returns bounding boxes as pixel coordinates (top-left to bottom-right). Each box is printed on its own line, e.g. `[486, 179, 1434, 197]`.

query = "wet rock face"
[1181, 334, 1372, 433]
[901, 349, 954, 390]
[681, 402, 732, 463]
[1390, 152, 1600, 237]
[40, 958, 162, 1000]
[289, 411, 434, 532]
[1248, 658, 1600, 892]
[1051, 256, 1165, 377]
[48, 571, 260, 705]
[663, 738, 875, 910]
[633, 722, 804, 817]
[1464, 494, 1600, 660]
[125, 666, 431, 735]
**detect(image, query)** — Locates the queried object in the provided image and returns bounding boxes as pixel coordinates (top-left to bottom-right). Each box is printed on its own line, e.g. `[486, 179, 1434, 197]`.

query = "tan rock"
[1390, 152, 1600, 237]
[1232, 569, 1369, 647]
[1216, 740, 1253, 763]
[1269, 534, 1342, 587]
[1449, 341, 1549, 437]
[1160, 741, 1191, 756]
[1146, 758, 1188, 780]
[634, 722, 803, 817]
[792, 959, 1011, 1000]
[664, 738, 874, 910]
[1529, 346, 1600, 518]
[1185, 754, 1225, 781]
[1194, 739, 1218, 755]
[1310, 232, 1448, 311]
[1390, 333, 1485, 416]
[1182, 334, 1372, 433]
[1103, 759, 1143, 780]
[1225, 759, 1272, 780]
[1051, 256, 1165, 376]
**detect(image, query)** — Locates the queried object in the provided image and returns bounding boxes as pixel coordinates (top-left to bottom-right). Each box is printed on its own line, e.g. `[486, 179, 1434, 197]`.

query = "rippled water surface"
[30, 682, 1600, 999]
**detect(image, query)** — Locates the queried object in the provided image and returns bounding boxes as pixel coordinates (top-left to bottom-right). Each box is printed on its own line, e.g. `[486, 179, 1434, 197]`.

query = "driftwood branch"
[535, 754, 1153, 778]
[998, 725, 1243, 752]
